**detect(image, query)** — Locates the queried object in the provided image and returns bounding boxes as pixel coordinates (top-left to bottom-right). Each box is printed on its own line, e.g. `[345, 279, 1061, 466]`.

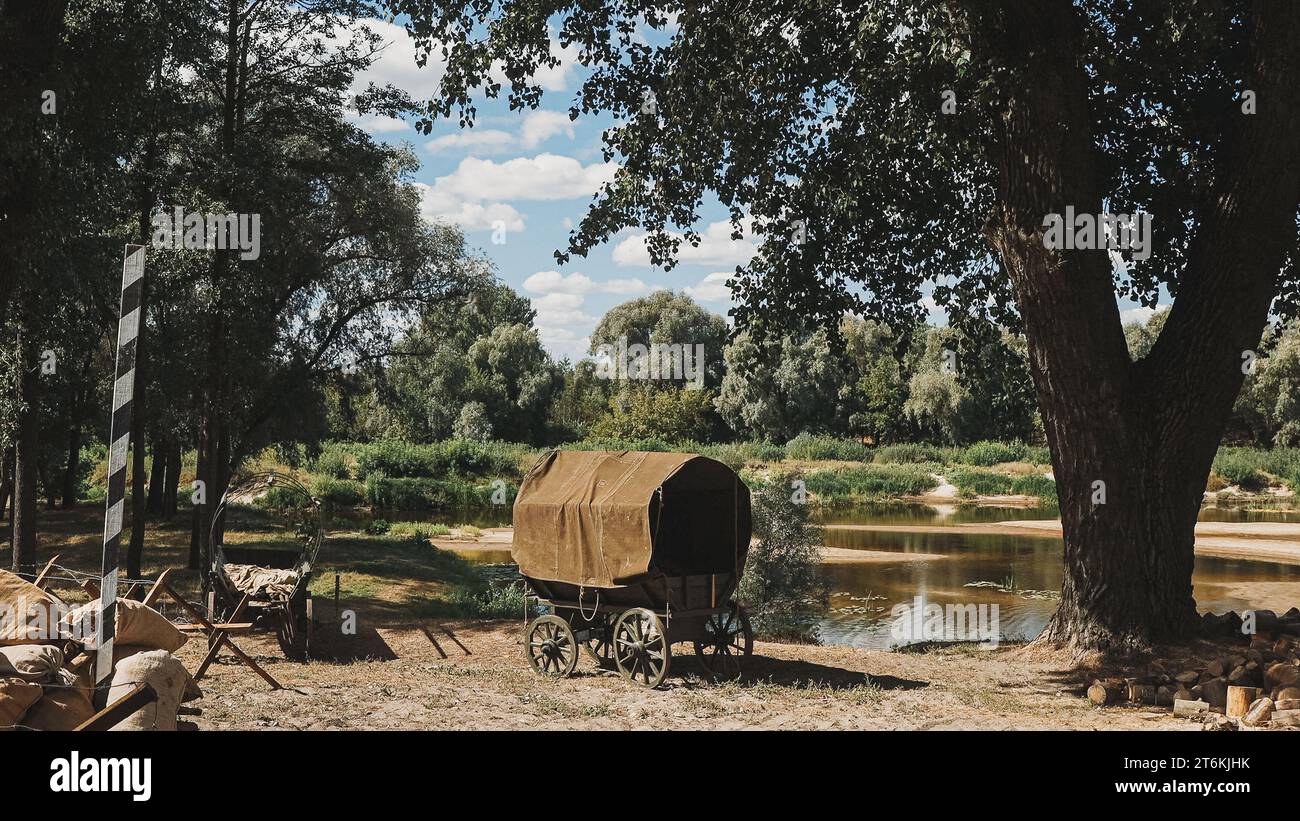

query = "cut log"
[1088, 679, 1125, 706]
[1265, 662, 1300, 690]
[1271, 709, 1300, 727]
[1200, 677, 1229, 709]
[1174, 699, 1210, 717]
[1226, 686, 1260, 719]
[1274, 698, 1300, 711]
[1175, 670, 1200, 686]
[1242, 697, 1273, 728]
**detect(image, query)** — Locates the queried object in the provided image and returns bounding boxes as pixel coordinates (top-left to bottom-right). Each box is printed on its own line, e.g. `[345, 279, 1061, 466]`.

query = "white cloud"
[535, 326, 591, 361]
[414, 182, 524, 231]
[350, 112, 411, 135]
[523, 270, 649, 296]
[415, 154, 613, 231]
[683, 272, 734, 303]
[349, 18, 447, 100]
[426, 110, 577, 156]
[531, 292, 595, 328]
[435, 153, 616, 203]
[520, 110, 576, 148]
[425, 129, 516, 155]
[612, 218, 758, 268]
[1121, 306, 1159, 326]
[492, 39, 579, 93]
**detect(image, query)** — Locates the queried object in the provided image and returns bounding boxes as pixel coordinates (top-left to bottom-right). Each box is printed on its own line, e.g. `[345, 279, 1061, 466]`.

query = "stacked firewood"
[1086, 608, 1300, 730]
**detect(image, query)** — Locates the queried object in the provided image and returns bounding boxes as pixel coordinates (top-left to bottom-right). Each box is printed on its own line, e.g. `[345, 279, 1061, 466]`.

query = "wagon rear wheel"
[525, 615, 579, 678]
[694, 604, 753, 681]
[613, 608, 671, 688]
[580, 614, 616, 669]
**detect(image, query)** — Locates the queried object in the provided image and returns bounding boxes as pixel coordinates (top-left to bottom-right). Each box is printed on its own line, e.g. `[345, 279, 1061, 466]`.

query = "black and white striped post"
[95, 244, 146, 684]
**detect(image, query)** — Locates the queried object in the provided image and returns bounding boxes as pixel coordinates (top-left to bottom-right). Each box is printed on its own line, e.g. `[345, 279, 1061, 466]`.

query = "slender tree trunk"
[188, 426, 207, 570]
[12, 327, 40, 574]
[0, 447, 13, 524]
[146, 432, 166, 515]
[966, 1, 1300, 650]
[61, 415, 80, 508]
[163, 439, 180, 519]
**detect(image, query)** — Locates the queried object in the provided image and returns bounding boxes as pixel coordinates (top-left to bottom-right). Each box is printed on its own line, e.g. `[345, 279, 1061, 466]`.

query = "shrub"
[363, 519, 390, 535]
[1212, 450, 1269, 491]
[872, 443, 952, 464]
[363, 474, 515, 510]
[784, 433, 872, 462]
[803, 465, 938, 503]
[353, 439, 527, 480]
[959, 440, 1026, 467]
[738, 471, 829, 642]
[310, 476, 365, 508]
[948, 469, 1057, 503]
[388, 521, 450, 539]
[312, 446, 352, 480]
[449, 579, 528, 620]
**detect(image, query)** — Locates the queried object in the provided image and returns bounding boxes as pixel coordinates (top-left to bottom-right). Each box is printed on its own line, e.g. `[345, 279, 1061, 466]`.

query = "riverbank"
[823, 520, 1300, 566]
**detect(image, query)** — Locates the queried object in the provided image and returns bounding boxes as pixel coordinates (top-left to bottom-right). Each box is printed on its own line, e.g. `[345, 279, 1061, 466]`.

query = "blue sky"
[345, 16, 753, 363]
[346, 17, 1161, 362]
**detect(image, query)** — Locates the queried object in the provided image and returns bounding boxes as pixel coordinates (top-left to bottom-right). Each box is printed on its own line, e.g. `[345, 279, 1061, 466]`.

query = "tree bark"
[163, 438, 180, 519]
[146, 432, 166, 515]
[966, 0, 1300, 650]
[0, 446, 13, 524]
[12, 327, 40, 575]
[61, 414, 81, 508]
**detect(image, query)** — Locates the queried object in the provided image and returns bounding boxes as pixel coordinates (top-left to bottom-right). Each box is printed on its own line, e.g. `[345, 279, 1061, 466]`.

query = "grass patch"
[803, 465, 939, 503]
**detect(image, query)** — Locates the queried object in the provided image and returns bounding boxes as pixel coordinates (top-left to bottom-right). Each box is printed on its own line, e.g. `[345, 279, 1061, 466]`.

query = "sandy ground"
[177, 620, 1214, 731]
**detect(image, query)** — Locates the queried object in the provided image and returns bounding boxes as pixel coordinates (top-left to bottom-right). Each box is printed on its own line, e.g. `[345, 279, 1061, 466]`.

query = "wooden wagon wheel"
[694, 604, 753, 681]
[276, 601, 311, 661]
[579, 613, 616, 668]
[525, 615, 579, 678]
[613, 608, 671, 688]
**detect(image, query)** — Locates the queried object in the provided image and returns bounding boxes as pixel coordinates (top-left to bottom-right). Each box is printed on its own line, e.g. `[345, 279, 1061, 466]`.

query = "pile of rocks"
[1086, 608, 1300, 730]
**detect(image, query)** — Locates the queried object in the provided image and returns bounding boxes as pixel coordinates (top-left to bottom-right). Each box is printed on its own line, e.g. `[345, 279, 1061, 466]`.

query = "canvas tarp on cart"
[511, 450, 751, 589]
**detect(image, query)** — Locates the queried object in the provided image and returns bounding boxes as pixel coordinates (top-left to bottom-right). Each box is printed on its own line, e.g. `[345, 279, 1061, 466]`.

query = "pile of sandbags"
[1, 568, 201, 731]
[1085, 607, 1300, 730]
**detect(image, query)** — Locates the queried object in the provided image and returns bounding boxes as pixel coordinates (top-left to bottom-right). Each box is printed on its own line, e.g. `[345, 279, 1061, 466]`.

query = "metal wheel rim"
[614, 608, 670, 688]
[525, 616, 578, 678]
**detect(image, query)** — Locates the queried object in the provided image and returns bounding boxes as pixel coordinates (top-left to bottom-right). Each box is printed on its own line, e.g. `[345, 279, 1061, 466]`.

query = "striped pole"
[95, 244, 146, 683]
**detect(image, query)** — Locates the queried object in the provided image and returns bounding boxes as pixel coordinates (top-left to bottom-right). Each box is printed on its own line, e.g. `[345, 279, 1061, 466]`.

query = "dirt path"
[178, 622, 1198, 731]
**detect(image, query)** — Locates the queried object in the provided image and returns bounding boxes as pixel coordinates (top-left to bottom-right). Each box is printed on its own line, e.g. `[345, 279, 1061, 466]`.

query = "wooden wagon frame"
[205, 471, 323, 661]
[513, 451, 754, 688]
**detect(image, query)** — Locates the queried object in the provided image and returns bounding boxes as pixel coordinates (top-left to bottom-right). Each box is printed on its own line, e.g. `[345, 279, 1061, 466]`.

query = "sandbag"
[64, 597, 188, 653]
[0, 677, 44, 730]
[105, 650, 190, 731]
[0, 569, 64, 645]
[23, 684, 96, 731]
[0, 643, 65, 683]
[111, 645, 202, 703]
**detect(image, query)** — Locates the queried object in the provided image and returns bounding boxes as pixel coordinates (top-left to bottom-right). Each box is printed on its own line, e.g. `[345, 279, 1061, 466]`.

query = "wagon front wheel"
[613, 608, 671, 688]
[525, 615, 579, 678]
[694, 604, 753, 681]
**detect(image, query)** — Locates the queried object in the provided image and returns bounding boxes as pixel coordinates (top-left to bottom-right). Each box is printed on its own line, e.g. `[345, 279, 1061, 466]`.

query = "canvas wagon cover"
[512, 450, 750, 589]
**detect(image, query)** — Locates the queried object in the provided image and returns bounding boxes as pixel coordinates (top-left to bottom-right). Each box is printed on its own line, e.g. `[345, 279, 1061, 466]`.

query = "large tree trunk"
[12, 328, 40, 575]
[967, 0, 1300, 650]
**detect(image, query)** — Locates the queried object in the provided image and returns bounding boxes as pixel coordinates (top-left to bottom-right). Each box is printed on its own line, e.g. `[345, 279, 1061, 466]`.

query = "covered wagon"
[512, 450, 753, 688]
